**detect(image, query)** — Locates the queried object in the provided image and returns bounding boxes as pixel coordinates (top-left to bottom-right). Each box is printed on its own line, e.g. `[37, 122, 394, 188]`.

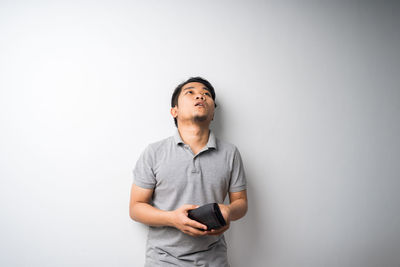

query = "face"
[171, 82, 215, 126]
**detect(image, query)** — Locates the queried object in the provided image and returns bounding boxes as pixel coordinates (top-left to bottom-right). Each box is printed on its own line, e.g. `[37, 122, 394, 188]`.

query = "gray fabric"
[133, 129, 247, 266]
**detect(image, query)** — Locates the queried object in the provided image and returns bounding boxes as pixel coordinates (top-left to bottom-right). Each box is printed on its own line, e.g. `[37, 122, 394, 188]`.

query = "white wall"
[1, 1, 399, 266]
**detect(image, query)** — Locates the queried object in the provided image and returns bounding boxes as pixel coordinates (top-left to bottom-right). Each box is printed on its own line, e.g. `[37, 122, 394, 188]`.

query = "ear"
[170, 106, 178, 118]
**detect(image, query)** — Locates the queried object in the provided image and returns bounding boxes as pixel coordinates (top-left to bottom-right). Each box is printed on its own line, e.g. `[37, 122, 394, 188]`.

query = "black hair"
[171, 76, 217, 127]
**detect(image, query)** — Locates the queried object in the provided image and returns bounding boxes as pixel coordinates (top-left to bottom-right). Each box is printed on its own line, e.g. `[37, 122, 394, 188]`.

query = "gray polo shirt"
[133, 129, 247, 266]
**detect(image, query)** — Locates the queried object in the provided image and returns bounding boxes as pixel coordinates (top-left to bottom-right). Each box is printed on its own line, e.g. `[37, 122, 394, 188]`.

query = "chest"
[152, 149, 232, 195]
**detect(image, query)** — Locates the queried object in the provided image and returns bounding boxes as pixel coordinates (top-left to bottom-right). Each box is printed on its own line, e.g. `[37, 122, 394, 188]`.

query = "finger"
[207, 232, 222, 236]
[207, 229, 224, 236]
[186, 219, 208, 230]
[182, 204, 199, 212]
[186, 226, 208, 236]
[206, 226, 228, 236]
[184, 230, 196, 237]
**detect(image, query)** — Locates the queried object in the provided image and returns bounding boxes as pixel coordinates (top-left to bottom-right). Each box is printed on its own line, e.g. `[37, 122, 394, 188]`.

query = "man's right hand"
[169, 204, 208, 237]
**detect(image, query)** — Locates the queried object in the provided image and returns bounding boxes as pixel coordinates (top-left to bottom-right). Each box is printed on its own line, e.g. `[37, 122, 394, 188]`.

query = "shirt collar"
[173, 129, 217, 149]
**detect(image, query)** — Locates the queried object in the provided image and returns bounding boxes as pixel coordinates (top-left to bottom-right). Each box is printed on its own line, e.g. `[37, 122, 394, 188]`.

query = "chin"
[193, 115, 208, 123]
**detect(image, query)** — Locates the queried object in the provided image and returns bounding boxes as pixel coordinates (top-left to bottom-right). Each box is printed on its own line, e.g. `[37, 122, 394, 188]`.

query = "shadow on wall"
[211, 100, 264, 264]
[211, 101, 225, 139]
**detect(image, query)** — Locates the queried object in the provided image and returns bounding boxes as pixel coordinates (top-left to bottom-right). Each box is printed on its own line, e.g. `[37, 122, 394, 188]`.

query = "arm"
[224, 189, 248, 221]
[206, 189, 248, 236]
[129, 184, 208, 237]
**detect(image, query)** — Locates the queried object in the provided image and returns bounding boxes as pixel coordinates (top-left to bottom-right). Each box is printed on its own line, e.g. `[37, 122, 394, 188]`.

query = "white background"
[1, 1, 399, 266]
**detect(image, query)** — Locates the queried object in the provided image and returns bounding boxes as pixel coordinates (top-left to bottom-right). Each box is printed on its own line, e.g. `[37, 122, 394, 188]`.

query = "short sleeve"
[133, 145, 156, 189]
[229, 147, 247, 192]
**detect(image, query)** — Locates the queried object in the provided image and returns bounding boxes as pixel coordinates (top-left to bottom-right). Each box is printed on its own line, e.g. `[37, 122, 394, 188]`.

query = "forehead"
[182, 82, 209, 91]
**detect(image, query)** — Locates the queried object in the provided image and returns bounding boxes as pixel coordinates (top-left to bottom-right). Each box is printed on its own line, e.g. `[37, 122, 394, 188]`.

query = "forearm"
[227, 198, 248, 221]
[130, 202, 173, 227]
[131, 202, 209, 236]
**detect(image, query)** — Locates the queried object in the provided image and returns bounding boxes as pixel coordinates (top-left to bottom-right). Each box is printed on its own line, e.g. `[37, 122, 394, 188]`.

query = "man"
[129, 77, 248, 266]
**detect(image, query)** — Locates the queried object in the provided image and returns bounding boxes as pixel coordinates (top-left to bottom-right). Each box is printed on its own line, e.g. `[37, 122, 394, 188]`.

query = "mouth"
[195, 101, 205, 107]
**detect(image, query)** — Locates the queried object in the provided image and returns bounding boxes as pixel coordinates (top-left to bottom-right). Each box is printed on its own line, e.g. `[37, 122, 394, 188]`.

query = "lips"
[195, 101, 205, 107]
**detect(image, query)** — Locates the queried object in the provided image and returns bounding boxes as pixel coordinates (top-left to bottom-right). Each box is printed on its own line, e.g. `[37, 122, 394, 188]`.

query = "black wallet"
[187, 203, 227, 230]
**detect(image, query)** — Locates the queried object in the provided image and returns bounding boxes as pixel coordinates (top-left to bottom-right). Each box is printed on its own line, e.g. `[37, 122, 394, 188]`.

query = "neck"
[177, 124, 210, 148]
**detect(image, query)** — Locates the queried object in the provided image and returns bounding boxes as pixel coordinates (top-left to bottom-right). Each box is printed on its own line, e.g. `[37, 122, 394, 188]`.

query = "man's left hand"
[205, 204, 231, 236]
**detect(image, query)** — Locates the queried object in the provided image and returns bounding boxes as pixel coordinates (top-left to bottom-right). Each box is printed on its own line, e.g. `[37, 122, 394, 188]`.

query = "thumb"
[183, 204, 199, 211]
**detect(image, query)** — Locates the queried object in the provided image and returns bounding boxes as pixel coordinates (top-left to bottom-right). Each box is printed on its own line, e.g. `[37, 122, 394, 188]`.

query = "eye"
[186, 90, 193, 94]
[204, 92, 211, 96]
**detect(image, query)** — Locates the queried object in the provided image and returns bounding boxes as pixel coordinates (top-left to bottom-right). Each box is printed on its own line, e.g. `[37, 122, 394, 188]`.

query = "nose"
[195, 94, 205, 100]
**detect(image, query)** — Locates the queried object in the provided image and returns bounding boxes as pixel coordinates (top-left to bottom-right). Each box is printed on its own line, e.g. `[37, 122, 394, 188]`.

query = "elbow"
[240, 200, 248, 219]
[129, 211, 135, 221]
[130, 201, 148, 222]
[129, 209, 135, 221]
[129, 204, 138, 221]
[239, 199, 248, 220]
[230, 199, 248, 221]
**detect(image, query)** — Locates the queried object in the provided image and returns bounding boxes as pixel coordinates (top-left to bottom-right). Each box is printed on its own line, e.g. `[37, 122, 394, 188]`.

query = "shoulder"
[215, 137, 241, 155]
[144, 136, 174, 155]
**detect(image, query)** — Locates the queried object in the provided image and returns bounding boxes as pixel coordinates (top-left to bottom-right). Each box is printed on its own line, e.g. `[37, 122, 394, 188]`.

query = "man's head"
[171, 77, 217, 128]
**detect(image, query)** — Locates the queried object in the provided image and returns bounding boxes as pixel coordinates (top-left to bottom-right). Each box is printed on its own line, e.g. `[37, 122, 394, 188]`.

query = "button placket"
[182, 144, 208, 173]
[191, 158, 197, 173]
[183, 144, 193, 156]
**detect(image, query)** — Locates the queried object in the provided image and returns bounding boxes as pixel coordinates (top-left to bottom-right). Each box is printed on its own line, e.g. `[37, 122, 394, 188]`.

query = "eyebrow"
[183, 86, 209, 91]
